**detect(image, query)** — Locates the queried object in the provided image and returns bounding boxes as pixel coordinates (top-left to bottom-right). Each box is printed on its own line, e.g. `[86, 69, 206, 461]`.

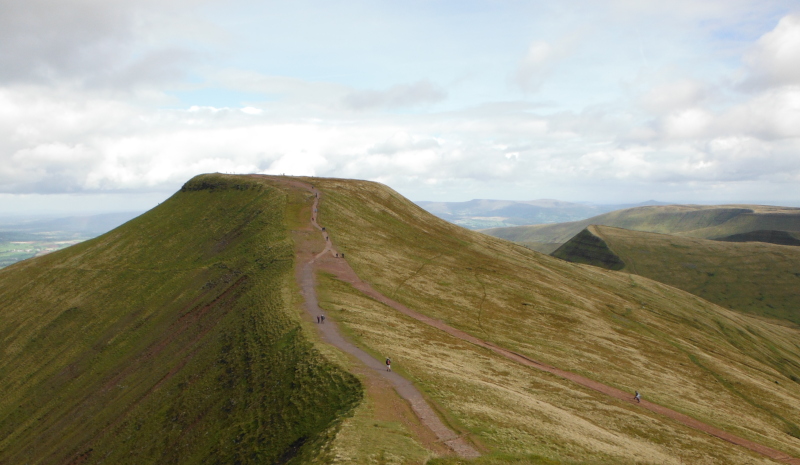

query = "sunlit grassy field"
[306, 177, 800, 463]
[0, 174, 361, 464]
[581, 225, 800, 325]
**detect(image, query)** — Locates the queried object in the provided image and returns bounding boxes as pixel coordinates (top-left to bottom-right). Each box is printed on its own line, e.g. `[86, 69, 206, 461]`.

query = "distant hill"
[0, 211, 142, 237]
[553, 225, 800, 325]
[483, 204, 800, 253]
[416, 198, 666, 229]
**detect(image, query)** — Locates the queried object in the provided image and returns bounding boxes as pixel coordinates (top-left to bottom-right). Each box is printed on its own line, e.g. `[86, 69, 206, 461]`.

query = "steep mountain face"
[551, 226, 625, 270]
[483, 204, 800, 253]
[554, 225, 800, 325]
[0, 175, 360, 464]
[310, 178, 800, 463]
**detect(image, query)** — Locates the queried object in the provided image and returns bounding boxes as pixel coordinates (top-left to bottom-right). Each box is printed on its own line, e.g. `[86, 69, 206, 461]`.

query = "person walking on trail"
[321, 314, 326, 323]
[316, 316, 320, 324]
[385, 357, 392, 372]
[634, 391, 641, 403]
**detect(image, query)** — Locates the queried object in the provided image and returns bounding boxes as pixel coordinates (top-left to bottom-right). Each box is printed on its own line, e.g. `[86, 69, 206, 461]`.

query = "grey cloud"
[0, 0, 199, 88]
[343, 80, 446, 110]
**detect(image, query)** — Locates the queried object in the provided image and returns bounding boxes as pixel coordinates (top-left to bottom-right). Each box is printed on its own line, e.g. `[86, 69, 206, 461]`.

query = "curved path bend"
[272, 176, 799, 465]
[292, 181, 480, 458]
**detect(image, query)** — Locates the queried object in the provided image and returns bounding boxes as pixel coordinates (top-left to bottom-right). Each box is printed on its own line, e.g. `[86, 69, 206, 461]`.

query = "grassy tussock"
[306, 176, 800, 463]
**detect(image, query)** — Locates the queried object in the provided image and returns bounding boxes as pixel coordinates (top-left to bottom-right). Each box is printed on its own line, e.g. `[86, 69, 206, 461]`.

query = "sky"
[1, 0, 799, 215]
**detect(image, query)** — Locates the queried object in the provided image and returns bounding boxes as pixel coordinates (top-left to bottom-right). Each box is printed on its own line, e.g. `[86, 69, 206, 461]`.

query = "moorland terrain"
[483, 204, 800, 253]
[1, 174, 800, 464]
[551, 225, 800, 326]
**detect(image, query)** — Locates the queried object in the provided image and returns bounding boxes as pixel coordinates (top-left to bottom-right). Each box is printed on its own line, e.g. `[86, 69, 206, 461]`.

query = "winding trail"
[293, 181, 480, 458]
[273, 176, 800, 465]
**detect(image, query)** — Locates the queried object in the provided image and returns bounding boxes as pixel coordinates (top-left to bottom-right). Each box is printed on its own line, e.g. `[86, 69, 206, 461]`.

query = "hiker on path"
[316, 316, 320, 323]
[386, 357, 392, 371]
[321, 314, 326, 323]
[634, 391, 641, 403]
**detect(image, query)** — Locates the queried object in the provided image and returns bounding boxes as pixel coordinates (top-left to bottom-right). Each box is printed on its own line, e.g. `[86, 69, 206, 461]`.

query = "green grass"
[483, 204, 800, 251]
[5, 174, 800, 464]
[0, 174, 361, 464]
[304, 176, 800, 463]
[581, 225, 800, 326]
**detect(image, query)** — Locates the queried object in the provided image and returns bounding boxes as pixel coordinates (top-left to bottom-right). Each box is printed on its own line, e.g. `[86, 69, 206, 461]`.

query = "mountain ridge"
[483, 204, 800, 253]
[2, 174, 800, 463]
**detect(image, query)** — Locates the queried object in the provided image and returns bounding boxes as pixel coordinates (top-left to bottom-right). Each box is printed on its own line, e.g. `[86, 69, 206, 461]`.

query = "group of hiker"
[309, 185, 650, 416]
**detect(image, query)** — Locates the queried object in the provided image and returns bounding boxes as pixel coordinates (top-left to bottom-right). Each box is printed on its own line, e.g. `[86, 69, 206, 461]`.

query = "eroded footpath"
[281, 177, 480, 459]
[273, 175, 799, 465]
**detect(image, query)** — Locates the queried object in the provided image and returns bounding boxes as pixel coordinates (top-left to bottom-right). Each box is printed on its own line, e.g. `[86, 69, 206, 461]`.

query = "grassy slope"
[0, 174, 361, 464]
[483, 205, 800, 252]
[307, 177, 800, 464]
[583, 225, 800, 326]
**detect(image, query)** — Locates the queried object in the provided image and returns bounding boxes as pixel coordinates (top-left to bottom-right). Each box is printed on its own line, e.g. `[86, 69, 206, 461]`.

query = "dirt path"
[287, 180, 480, 459]
[268, 175, 799, 464]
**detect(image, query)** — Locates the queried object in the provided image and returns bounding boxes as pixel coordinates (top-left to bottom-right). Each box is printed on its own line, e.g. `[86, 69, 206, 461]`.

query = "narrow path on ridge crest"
[276, 176, 481, 459]
[266, 175, 800, 465]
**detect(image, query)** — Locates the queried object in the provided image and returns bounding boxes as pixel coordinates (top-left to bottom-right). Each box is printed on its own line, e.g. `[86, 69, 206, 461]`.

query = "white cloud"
[742, 13, 800, 89]
[639, 79, 710, 113]
[1, 1, 800, 210]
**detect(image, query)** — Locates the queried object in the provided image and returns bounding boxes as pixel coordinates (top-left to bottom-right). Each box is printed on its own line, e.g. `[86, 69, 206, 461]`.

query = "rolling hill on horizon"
[482, 204, 800, 253]
[0, 212, 144, 268]
[551, 225, 800, 326]
[416, 199, 666, 229]
[2, 174, 800, 464]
